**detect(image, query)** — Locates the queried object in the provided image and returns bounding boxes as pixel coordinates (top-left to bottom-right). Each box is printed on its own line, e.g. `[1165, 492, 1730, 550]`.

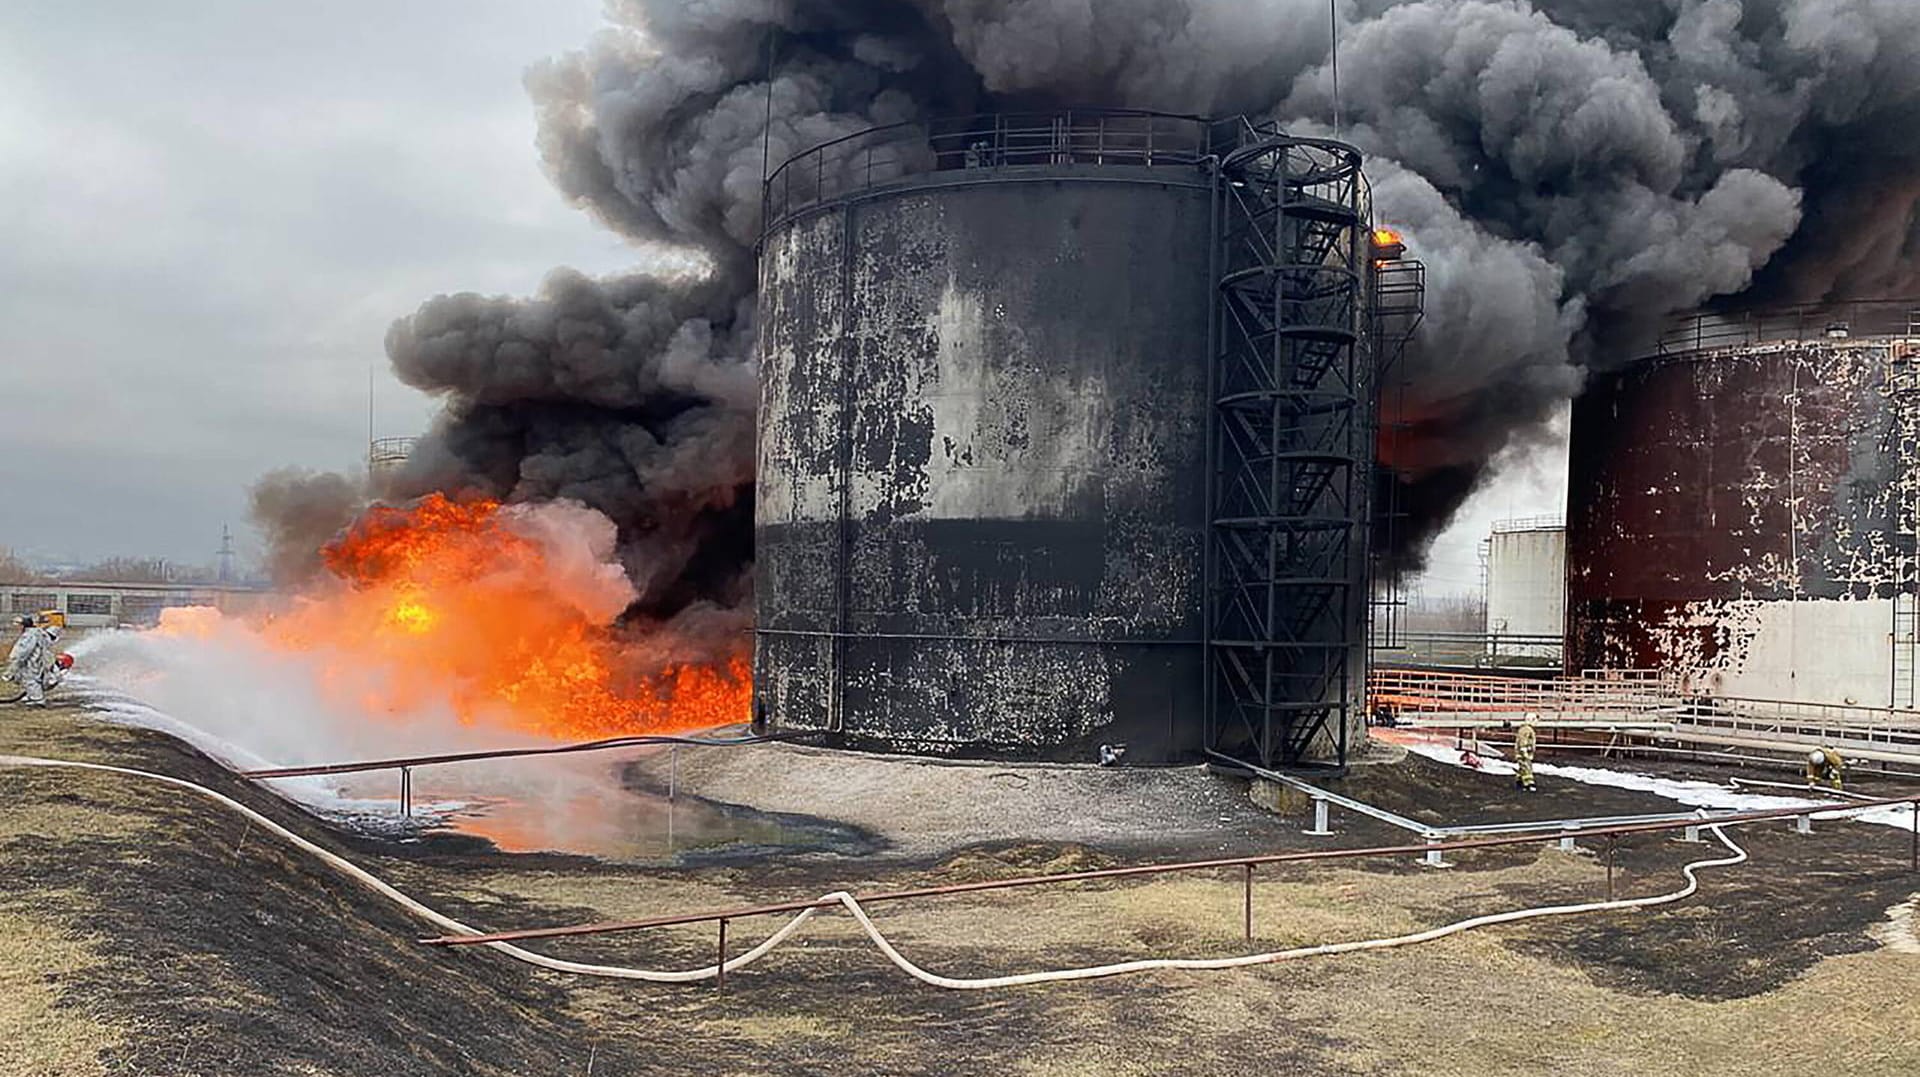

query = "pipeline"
[1729, 777, 1882, 802]
[239, 729, 770, 779]
[3, 753, 1759, 990]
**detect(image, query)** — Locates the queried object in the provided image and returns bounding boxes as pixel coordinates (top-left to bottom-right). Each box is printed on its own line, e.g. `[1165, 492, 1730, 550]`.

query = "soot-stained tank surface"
[756, 150, 1214, 763]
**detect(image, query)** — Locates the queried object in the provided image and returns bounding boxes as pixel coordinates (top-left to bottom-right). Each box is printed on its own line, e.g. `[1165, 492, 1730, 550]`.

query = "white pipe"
[1, 754, 1759, 990]
[830, 825, 1749, 989]
[1729, 777, 1881, 802]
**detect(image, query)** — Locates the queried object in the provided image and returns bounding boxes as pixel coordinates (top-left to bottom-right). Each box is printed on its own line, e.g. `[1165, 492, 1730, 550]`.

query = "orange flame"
[154, 605, 225, 640]
[237, 495, 749, 739]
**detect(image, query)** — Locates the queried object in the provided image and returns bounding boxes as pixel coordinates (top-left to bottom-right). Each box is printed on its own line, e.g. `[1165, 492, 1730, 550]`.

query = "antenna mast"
[1330, 0, 1342, 138]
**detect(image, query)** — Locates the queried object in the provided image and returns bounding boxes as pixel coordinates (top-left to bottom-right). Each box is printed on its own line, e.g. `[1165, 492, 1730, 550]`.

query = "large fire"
[162, 495, 749, 740]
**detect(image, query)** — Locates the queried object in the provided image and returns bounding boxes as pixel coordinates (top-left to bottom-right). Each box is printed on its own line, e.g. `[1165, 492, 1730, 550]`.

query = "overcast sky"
[0, 1, 631, 568]
[1416, 409, 1570, 599]
[0, 0, 1556, 590]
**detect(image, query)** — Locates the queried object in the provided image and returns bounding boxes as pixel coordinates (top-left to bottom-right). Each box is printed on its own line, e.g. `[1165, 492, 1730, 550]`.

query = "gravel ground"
[625, 740, 1318, 859]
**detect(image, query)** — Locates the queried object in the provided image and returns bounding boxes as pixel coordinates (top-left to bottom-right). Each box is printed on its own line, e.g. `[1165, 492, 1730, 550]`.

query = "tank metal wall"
[1485, 526, 1566, 658]
[755, 168, 1214, 762]
[1567, 341, 1916, 705]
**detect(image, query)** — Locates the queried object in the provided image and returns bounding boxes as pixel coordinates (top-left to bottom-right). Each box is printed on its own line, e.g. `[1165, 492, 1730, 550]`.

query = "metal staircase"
[1367, 248, 1426, 651]
[1205, 123, 1370, 769]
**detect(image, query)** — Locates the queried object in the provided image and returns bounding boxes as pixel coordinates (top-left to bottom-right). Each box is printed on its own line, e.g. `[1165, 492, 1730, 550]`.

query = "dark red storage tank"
[1566, 302, 1920, 707]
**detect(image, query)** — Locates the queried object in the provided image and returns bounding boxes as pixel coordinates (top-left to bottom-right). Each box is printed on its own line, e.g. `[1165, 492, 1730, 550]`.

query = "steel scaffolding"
[1206, 126, 1370, 769]
[1367, 253, 1425, 652]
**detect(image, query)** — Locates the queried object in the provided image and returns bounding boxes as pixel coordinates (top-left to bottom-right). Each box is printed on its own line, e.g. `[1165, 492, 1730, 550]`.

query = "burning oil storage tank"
[754, 111, 1396, 766]
[1567, 302, 1920, 707]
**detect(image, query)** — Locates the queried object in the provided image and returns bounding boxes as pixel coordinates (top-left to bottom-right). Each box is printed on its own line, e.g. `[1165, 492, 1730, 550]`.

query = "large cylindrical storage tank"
[754, 114, 1216, 762]
[1484, 520, 1566, 661]
[1566, 302, 1920, 707]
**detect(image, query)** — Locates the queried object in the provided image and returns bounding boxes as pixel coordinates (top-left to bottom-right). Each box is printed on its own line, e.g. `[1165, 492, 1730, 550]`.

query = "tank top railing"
[761, 110, 1214, 234]
[1654, 300, 1920, 357]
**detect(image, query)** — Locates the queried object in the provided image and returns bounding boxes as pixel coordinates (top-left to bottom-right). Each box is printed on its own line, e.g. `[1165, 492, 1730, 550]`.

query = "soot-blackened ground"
[6, 704, 1920, 1075]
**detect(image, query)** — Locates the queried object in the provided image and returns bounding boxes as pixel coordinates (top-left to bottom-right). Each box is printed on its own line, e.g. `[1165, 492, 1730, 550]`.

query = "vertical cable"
[759, 28, 778, 234]
[1330, 0, 1342, 137]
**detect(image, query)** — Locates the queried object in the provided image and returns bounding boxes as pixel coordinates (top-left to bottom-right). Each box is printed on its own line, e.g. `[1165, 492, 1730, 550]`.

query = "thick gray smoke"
[249, 469, 366, 586]
[1300, 0, 1919, 551]
[348, 0, 1920, 616]
[385, 268, 757, 627]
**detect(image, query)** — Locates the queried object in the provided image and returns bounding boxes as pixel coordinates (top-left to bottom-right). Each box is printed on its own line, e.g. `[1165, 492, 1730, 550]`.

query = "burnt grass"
[1517, 826, 1916, 1000]
[1, 719, 1335, 1075]
[5, 714, 1920, 1073]
[1336, 751, 1920, 999]
[2, 733, 601, 1075]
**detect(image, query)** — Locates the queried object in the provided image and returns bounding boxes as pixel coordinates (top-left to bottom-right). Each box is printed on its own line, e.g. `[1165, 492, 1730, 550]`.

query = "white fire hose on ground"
[1, 754, 1751, 990]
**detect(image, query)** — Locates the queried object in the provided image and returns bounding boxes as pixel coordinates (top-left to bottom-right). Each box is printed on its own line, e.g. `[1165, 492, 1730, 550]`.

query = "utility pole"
[367, 365, 377, 484]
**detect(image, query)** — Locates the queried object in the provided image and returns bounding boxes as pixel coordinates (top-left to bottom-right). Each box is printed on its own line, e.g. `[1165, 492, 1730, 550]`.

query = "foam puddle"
[60, 629, 788, 860]
[1401, 738, 1920, 832]
[73, 676, 793, 857]
[1870, 899, 1920, 954]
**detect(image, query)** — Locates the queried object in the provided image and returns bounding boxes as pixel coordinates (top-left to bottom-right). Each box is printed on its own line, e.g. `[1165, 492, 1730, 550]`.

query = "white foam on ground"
[1870, 900, 1920, 954]
[1404, 739, 1920, 831]
[69, 679, 418, 821]
[65, 625, 639, 827]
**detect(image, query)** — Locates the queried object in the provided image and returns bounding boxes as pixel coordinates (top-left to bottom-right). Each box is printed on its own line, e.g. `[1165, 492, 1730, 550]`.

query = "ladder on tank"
[1205, 120, 1367, 770]
[1368, 236, 1426, 652]
[1891, 324, 1920, 709]
[1895, 593, 1917, 710]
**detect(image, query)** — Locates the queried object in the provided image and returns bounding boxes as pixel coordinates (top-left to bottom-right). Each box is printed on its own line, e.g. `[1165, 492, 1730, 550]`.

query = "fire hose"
[0, 753, 1761, 989]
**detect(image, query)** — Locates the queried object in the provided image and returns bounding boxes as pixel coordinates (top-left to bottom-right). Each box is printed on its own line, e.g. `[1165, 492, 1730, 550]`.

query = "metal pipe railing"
[241, 729, 764, 818]
[761, 109, 1214, 232]
[1369, 666, 1673, 718]
[240, 730, 761, 779]
[1652, 299, 1920, 358]
[1709, 694, 1920, 730]
[422, 792, 1920, 949]
[1374, 671, 1920, 760]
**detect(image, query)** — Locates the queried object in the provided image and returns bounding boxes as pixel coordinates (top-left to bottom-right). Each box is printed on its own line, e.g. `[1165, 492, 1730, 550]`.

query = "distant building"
[4, 581, 266, 628]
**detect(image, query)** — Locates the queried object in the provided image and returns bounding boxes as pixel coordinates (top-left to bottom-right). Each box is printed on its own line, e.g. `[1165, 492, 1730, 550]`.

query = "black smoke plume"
[250, 469, 366, 586]
[283, 0, 1920, 617]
